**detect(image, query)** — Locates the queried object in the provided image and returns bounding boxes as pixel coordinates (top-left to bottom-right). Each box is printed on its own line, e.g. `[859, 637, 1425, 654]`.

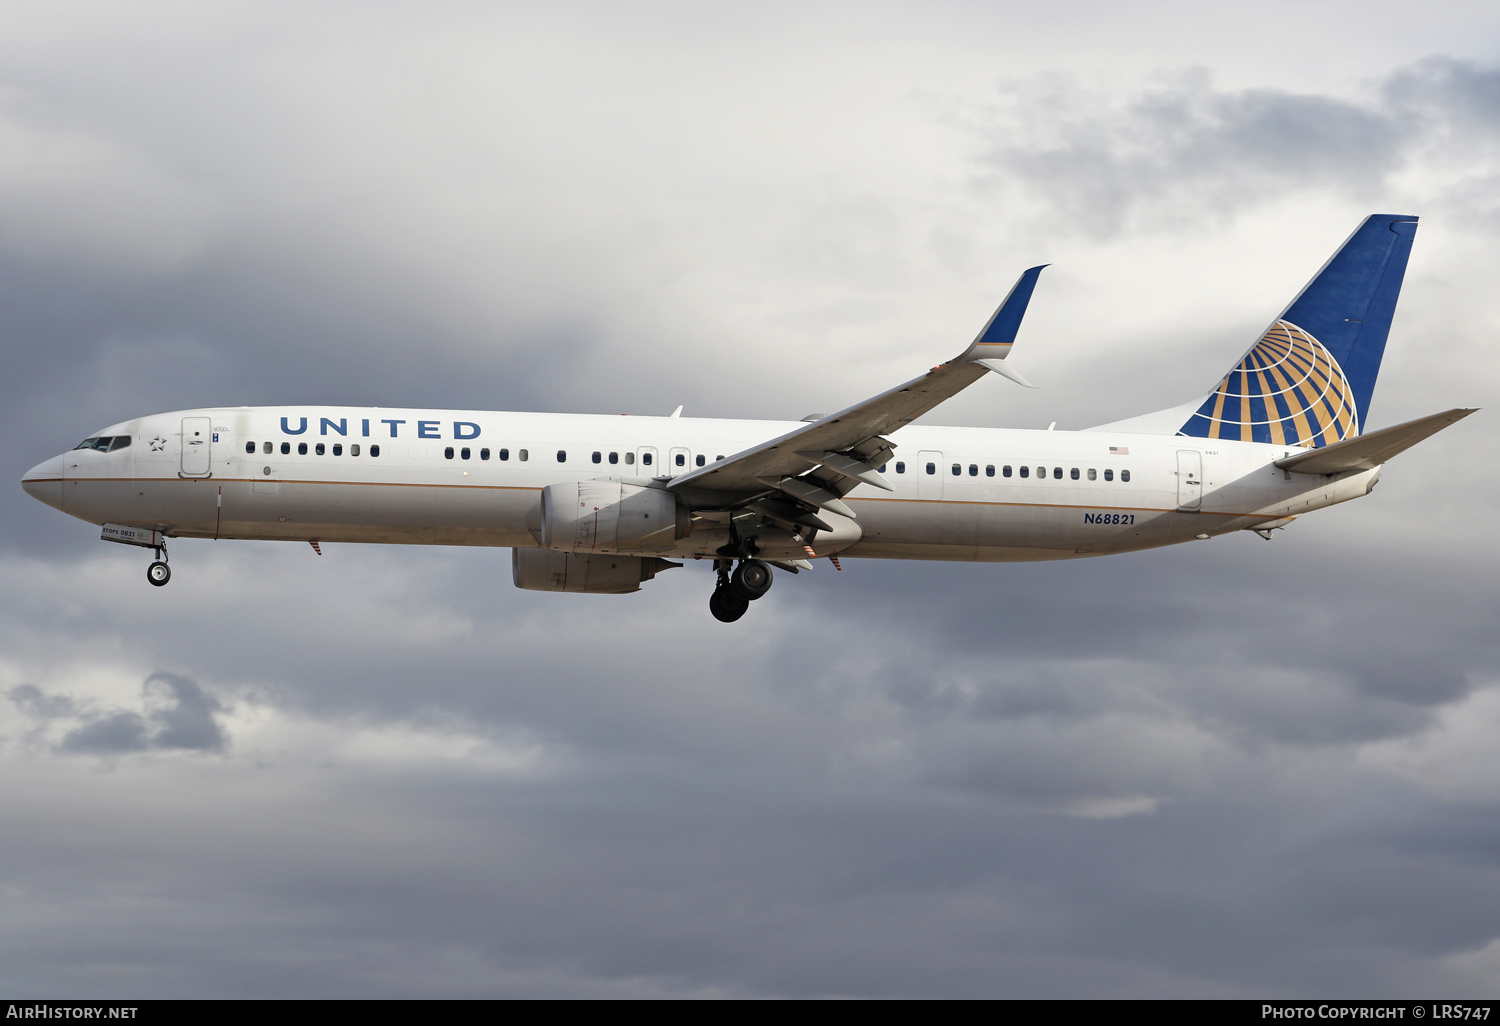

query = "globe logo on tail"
[1181, 320, 1358, 447]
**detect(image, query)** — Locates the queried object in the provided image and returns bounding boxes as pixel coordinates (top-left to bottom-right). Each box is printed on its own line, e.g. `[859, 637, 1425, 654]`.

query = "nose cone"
[22, 455, 64, 511]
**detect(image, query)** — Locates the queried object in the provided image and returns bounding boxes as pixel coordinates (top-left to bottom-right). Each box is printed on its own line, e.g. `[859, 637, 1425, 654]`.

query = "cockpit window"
[75, 436, 127, 452]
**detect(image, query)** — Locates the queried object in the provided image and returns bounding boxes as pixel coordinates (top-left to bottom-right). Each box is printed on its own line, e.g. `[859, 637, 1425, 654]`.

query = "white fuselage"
[30, 405, 1380, 563]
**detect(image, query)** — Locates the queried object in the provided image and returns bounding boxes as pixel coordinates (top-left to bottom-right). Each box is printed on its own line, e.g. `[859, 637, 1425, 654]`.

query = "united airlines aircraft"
[21, 214, 1475, 621]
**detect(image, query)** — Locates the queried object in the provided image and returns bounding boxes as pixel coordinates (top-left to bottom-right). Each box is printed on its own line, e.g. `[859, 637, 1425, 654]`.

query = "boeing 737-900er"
[20, 214, 1476, 621]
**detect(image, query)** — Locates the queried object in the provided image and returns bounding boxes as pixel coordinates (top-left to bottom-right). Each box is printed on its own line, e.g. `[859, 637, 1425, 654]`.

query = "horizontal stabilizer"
[1275, 408, 1476, 475]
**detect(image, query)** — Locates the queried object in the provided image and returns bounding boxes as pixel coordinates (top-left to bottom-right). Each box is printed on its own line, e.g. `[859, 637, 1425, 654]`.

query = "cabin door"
[180, 417, 212, 477]
[1176, 450, 1203, 510]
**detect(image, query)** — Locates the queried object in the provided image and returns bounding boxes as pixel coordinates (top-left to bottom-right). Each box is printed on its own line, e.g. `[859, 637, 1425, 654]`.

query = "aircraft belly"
[845, 496, 1184, 561]
[82, 476, 541, 544]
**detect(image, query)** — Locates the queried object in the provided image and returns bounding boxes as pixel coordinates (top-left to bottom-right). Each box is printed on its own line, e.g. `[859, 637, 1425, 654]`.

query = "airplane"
[20, 213, 1476, 622]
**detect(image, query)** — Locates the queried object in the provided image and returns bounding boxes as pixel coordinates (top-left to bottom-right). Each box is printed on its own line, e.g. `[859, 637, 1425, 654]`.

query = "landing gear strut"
[709, 557, 772, 622]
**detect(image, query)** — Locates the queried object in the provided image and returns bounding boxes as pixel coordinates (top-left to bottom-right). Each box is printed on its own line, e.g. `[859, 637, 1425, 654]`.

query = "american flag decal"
[1109, 446, 1130, 455]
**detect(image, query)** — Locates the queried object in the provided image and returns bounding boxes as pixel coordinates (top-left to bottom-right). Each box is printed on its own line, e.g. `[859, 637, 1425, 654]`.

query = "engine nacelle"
[539, 480, 689, 553]
[511, 549, 678, 594]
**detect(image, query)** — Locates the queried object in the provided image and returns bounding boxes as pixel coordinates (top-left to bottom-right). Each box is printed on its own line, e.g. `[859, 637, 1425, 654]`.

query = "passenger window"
[1052, 467, 1062, 479]
[556, 450, 566, 463]
[951, 464, 960, 476]
[625, 452, 635, 465]
[895, 462, 905, 474]
[642, 452, 653, 466]
[245, 441, 255, 454]
[519, 449, 529, 462]
[333, 444, 343, 456]
[1036, 466, 1044, 478]
[1088, 468, 1096, 481]
[1104, 468, 1113, 481]
[444, 447, 454, 459]
[263, 442, 272, 455]
[592, 451, 602, 464]
[696, 454, 705, 467]
[716, 455, 724, 461]
[315, 443, 325, 455]
[1122, 469, 1131, 482]
[480, 448, 489, 460]
[925, 463, 935, 475]
[1070, 467, 1079, 480]
[298, 442, 308, 455]
[675, 453, 685, 467]
[351, 444, 361, 456]
[969, 464, 978, 476]
[1002, 465, 1012, 478]
[608, 452, 618, 464]
[1020, 466, 1029, 478]
[985, 465, 994, 477]
[499, 448, 509, 461]
[371, 445, 381, 457]
[281, 442, 291, 455]
[461, 447, 470, 460]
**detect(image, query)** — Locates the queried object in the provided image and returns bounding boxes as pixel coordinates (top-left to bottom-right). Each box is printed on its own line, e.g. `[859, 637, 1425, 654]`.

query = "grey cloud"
[13, 673, 229, 755]
[7, 683, 76, 719]
[141, 671, 228, 752]
[978, 59, 1500, 236]
[59, 710, 149, 754]
[1384, 58, 1500, 132]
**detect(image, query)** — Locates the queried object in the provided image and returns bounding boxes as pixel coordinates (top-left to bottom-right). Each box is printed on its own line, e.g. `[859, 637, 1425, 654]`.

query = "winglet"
[959, 264, 1047, 387]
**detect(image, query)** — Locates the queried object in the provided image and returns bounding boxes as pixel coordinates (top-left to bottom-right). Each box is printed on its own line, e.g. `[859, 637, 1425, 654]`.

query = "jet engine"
[511, 548, 679, 594]
[539, 481, 690, 553]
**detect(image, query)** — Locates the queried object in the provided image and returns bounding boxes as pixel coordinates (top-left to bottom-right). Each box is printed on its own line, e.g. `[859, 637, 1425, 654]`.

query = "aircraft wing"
[1274, 407, 1477, 475]
[668, 266, 1047, 515]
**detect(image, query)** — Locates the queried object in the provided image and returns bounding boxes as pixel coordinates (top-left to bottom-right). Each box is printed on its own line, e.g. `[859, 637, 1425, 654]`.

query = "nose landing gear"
[146, 540, 170, 587]
[709, 557, 772, 622]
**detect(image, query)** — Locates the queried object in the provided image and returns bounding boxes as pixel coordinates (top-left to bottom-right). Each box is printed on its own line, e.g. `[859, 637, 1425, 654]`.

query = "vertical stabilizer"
[1177, 215, 1418, 446]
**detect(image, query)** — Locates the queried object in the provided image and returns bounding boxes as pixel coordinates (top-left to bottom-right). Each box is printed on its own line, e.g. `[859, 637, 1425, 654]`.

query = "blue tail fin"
[1179, 215, 1418, 446]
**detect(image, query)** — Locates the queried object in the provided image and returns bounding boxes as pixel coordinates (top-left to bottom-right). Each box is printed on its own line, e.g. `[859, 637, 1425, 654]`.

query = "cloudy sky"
[3, 0, 1500, 997]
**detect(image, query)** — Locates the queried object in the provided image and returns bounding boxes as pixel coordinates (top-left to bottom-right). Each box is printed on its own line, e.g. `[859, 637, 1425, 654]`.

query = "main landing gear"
[709, 558, 773, 623]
